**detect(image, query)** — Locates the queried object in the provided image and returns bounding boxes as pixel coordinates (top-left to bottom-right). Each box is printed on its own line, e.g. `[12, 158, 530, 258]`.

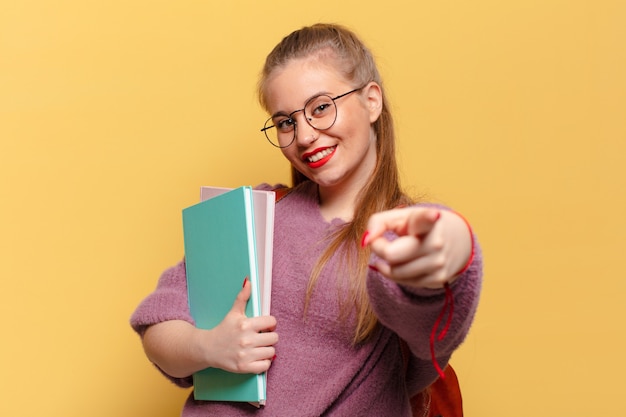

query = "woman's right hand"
[142, 278, 278, 378]
[204, 278, 278, 374]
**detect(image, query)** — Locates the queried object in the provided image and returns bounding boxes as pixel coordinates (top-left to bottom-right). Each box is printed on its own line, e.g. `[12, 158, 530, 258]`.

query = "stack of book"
[182, 186, 276, 406]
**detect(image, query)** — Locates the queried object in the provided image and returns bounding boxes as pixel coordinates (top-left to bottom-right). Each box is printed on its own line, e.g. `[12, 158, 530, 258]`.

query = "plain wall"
[1, 1, 625, 415]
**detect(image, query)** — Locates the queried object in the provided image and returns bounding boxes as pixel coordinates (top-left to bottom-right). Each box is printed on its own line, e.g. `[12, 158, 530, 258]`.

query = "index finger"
[361, 207, 441, 247]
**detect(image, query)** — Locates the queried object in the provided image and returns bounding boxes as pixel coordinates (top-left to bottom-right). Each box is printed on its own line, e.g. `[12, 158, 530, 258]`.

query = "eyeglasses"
[260, 87, 363, 148]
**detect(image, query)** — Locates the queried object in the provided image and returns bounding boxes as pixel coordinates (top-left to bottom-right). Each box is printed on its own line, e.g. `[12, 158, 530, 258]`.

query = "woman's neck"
[317, 173, 372, 222]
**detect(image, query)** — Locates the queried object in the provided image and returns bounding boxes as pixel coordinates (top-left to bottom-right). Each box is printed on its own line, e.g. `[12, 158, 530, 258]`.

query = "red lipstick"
[302, 146, 336, 168]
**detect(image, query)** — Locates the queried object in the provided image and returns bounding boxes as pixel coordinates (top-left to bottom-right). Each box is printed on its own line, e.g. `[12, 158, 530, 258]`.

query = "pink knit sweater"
[130, 181, 482, 416]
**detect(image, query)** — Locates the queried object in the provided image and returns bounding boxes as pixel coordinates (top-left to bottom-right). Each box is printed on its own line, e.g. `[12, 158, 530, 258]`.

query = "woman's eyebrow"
[270, 91, 332, 119]
[270, 110, 291, 119]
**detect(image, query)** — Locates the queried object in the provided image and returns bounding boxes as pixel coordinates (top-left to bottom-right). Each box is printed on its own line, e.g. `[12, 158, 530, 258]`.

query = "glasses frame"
[260, 86, 364, 148]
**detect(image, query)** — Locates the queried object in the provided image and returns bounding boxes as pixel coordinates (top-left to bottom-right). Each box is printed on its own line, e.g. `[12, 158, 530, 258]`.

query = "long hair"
[258, 23, 412, 344]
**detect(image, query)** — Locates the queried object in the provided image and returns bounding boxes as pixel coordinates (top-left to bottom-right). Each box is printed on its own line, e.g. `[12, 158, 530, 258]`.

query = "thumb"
[231, 277, 251, 316]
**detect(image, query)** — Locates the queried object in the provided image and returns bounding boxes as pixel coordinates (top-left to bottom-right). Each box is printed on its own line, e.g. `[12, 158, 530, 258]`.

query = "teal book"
[182, 186, 275, 406]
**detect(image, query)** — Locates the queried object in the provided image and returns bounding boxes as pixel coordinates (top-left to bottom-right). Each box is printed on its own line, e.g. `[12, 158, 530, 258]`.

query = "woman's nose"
[294, 114, 318, 146]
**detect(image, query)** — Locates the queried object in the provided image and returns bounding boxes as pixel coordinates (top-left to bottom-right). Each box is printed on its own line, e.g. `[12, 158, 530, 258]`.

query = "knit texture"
[130, 181, 482, 416]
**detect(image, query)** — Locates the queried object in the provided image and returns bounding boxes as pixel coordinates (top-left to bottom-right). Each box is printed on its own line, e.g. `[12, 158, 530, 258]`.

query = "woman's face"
[263, 57, 383, 197]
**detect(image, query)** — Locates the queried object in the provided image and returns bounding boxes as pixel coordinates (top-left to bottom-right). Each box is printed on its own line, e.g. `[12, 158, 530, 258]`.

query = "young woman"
[131, 23, 482, 416]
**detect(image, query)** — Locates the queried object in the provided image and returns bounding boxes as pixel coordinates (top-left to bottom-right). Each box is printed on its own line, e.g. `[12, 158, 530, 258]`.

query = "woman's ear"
[364, 82, 383, 123]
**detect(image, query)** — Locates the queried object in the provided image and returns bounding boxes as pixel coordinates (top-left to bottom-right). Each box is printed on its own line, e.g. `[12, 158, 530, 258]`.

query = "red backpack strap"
[274, 187, 292, 203]
[426, 365, 463, 417]
[402, 340, 463, 417]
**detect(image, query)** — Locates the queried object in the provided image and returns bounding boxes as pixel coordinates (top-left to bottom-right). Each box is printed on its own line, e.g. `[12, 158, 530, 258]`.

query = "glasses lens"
[262, 118, 294, 148]
[304, 95, 337, 131]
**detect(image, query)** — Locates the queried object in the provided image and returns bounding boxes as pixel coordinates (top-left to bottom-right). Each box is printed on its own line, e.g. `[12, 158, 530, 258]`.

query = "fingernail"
[433, 210, 441, 221]
[360, 231, 370, 248]
[272, 354, 277, 361]
[242, 277, 248, 288]
[368, 264, 379, 273]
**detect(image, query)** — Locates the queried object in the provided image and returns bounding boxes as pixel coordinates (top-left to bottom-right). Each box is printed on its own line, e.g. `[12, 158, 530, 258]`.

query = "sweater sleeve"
[129, 260, 195, 388]
[366, 224, 483, 379]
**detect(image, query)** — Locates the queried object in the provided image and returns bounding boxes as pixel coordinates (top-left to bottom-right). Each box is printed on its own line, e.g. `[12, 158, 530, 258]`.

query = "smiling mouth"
[304, 146, 336, 163]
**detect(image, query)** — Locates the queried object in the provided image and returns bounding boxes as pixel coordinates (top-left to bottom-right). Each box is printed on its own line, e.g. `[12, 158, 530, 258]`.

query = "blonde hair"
[258, 23, 412, 344]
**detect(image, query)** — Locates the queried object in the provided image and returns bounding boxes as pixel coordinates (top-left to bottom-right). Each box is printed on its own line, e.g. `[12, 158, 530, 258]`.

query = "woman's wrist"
[450, 210, 475, 277]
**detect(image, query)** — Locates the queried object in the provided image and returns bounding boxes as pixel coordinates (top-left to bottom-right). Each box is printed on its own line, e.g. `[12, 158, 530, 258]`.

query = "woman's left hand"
[361, 207, 473, 289]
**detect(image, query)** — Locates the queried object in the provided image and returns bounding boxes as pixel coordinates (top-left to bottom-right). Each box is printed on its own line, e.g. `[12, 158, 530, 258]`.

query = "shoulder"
[253, 183, 293, 203]
[254, 182, 287, 192]
[255, 181, 318, 202]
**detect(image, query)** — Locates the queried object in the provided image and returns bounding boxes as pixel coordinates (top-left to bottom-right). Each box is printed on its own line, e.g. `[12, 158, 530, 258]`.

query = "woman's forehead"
[264, 58, 349, 112]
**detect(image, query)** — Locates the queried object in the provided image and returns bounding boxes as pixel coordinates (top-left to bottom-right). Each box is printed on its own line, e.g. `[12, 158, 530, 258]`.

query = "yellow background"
[1, 1, 624, 415]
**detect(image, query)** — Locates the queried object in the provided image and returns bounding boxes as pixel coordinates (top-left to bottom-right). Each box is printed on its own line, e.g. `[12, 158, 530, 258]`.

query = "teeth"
[307, 147, 335, 162]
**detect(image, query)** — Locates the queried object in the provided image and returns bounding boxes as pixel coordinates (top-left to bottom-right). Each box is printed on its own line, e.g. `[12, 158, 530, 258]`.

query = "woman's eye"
[312, 103, 331, 116]
[307, 96, 334, 117]
[276, 118, 295, 132]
